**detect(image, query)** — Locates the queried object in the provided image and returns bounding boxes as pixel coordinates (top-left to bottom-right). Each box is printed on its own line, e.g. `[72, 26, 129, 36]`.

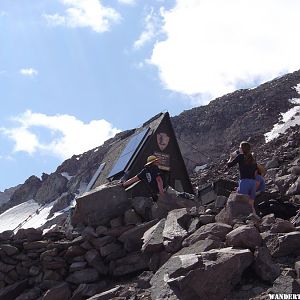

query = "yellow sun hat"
[145, 155, 159, 166]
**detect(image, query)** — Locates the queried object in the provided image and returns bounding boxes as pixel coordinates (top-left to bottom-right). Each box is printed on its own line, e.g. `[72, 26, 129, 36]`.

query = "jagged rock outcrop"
[35, 173, 68, 204]
[0, 176, 42, 214]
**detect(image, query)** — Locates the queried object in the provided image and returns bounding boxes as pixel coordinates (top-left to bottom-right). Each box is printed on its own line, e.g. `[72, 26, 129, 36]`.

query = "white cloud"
[149, 0, 300, 104]
[20, 68, 38, 77]
[0, 110, 121, 160]
[118, 0, 136, 5]
[43, 0, 120, 33]
[134, 8, 161, 50]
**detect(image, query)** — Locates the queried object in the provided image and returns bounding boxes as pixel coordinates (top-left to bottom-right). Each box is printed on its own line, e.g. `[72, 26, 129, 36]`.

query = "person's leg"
[239, 179, 257, 214]
[249, 180, 257, 215]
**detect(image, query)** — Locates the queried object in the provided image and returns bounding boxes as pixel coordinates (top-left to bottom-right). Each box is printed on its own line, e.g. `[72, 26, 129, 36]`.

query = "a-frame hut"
[86, 112, 193, 197]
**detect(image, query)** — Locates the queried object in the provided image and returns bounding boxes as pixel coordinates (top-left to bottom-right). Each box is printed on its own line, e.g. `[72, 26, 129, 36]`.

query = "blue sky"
[1, 0, 300, 192]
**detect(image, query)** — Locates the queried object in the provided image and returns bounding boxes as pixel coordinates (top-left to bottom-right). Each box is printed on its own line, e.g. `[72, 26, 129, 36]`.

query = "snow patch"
[265, 97, 300, 142]
[61, 172, 73, 180]
[0, 199, 57, 233]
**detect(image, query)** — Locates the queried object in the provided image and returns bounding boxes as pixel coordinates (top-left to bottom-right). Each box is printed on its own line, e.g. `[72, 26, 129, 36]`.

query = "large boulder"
[183, 223, 232, 247]
[72, 184, 130, 226]
[150, 247, 253, 300]
[215, 193, 252, 225]
[153, 189, 197, 219]
[162, 208, 190, 253]
[253, 246, 280, 283]
[0, 280, 29, 300]
[142, 219, 166, 253]
[225, 225, 262, 250]
[266, 232, 300, 257]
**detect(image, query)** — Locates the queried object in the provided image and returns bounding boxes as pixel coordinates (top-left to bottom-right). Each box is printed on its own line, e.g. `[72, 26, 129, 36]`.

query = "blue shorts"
[255, 175, 265, 193]
[238, 179, 256, 200]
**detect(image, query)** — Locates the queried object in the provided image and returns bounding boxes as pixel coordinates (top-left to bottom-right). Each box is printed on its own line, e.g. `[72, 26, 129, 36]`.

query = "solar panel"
[85, 162, 106, 192]
[108, 128, 149, 178]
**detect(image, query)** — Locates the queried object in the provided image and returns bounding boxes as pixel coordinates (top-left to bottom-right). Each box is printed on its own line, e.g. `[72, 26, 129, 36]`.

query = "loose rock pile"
[1, 183, 300, 299]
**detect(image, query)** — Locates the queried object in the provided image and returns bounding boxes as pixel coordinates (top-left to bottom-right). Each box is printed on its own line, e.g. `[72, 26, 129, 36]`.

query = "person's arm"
[227, 153, 241, 168]
[122, 175, 140, 188]
[156, 176, 164, 196]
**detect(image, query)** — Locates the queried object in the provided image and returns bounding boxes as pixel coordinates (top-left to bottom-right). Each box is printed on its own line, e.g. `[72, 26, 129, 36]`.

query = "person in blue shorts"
[227, 141, 258, 215]
[256, 164, 266, 194]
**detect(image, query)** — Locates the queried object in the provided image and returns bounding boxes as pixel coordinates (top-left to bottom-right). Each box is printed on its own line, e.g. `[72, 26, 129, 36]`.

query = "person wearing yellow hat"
[122, 155, 164, 201]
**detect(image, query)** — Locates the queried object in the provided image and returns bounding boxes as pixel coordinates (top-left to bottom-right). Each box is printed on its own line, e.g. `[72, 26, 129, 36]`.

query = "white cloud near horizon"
[134, 8, 161, 50]
[43, 0, 120, 33]
[0, 110, 121, 160]
[149, 0, 300, 103]
[20, 68, 38, 77]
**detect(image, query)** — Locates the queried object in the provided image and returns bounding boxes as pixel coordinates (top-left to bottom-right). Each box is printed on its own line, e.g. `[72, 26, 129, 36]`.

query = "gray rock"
[10, 176, 42, 205]
[64, 245, 85, 258]
[183, 222, 232, 247]
[70, 282, 108, 300]
[176, 238, 223, 256]
[253, 246, 280, 283]
[226, 225, 262, 250]
[215, 195, 228, 209]
[35, 173, 68, 204]
[0, 279, 28, 300]
[109, 252, 148, 276]
[270, 218, 295, 233]
[66, 268, 99, 284]
[271, 275, 299, 294]
[0, 244, 19, 256]
[110, 217, 123, 228]
[137, 271, 153, 289]
[124, 209, 142, 225]
[154, 191, 196, 219]
[85, 249, 108, 275]
[85, 286, 120, 300]
[163, 208, 190, 253]
[259, 214, 276, 232]
[43, 282, 72, 300]
[266, 158, 280, 169]
[215, 193, 252, 225]
[142, 219, 165, 252]
[150, 247, 253, 300]
[266, 232, 300, 257]
[14, 228, 43, 242]
[131, 196, 153, 220]
[90, 236, 116, 250]
[199, 214, 215, 225]
[187, 217, 201, 234]
[49, 192, 74, 217]
[99, 242, 122, 257]
[69, 261, 88, 272]
[287, 178, 300, 195]
[72, 184, 130, 226]
[118, 220, 158, 252]
[295, 261, 300, 279]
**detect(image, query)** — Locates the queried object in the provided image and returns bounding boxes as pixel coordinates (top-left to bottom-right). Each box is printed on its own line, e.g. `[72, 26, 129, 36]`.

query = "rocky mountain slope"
[1, 69, 300, 228]
[0, 70, 300, 299]
[172, 70, 300, 170]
